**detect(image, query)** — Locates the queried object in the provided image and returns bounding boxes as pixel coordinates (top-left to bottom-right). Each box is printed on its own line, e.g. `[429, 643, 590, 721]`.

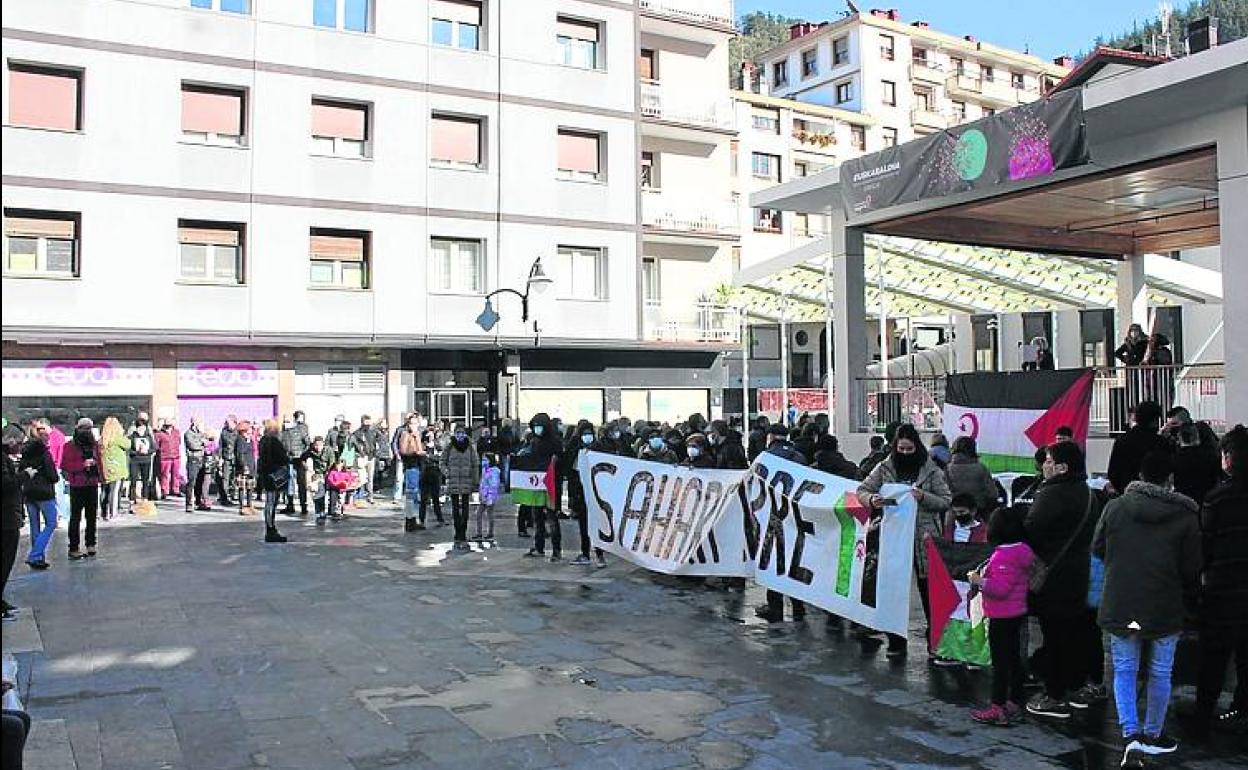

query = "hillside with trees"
[1091, 0, 1245, 56]
[729, 11, 803, 87]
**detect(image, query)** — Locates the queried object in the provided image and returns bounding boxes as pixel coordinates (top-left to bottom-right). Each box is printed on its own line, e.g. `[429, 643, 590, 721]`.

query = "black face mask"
[893, 449, 923, 477]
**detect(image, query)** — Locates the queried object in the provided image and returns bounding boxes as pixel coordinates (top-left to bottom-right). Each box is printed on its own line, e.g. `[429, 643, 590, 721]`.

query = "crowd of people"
[2, 398, 1245, 766]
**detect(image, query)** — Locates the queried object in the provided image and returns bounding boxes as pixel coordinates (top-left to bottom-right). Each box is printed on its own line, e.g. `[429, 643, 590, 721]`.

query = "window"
[181, 84, 245, 145]
[558, 246, 606, 299]
[794, 160, 808, 178]
[881, 80, 896, 106]
[1011, 72, 1025, 89]
[310, 99, 369, 157]
[951, 57, 965, 75]
[981, 64, 994, 82]
[879, 34, 894, 60]
[430, 237, 485, 294]
[191, 0, 250, 11]
[639, 48, 657, 81]
[7, 64, 82, 131]
[1080, 309, 1115, 367]
[832, 37, 849, 65]
[557, 129, 603, 181]
[178, 221, 243, 284]
[3, 209, 78, 276]
[850, 124, 865, 151]
[912, 47, 928, 63]
[801, 48, 818, 78]
[557, 16, 602, 70]
[751, 107, 779, 134]
[835, 80, 853, 104]
[794, 212, 811, 236]
[313, 0, 371, 32]
[309, 229, 369, 289]
[430, 0, 482, 50]
[952, 100, 966, 120]
[753, 208, 781, 233]
[772, 60, 788, 87]
[751, 152, 780, 181]
[913, 88, 932, 111]
[640, 151, 656, 188]
[882, 127, 898, 147]
[641, 257, 660, 303]
[430, 113, 483, 168]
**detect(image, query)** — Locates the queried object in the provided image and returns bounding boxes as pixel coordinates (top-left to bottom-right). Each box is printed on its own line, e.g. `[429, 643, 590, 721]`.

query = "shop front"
[175, 361, 278, 434]
[1, 359, 154, 431]
[295, 362, 387, 437]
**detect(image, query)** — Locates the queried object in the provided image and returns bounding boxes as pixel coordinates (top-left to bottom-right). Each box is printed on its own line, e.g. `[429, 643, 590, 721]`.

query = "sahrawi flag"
[509, 454, 556, 507]
[925, 537, 994, 666]
[942, 369, 1095, 473]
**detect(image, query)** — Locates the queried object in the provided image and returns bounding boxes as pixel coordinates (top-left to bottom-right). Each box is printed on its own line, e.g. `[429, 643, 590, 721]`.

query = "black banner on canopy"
[839, 89, 1088, 217]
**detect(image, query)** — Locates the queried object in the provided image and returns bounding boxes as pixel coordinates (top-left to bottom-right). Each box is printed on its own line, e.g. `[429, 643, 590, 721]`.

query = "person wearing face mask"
[517, 412, 562, 559]
[280, 412, 311, 516]
[710, 420, 748, 471]
[857, 423, 951, 656]
[441, 424, 480, 550]
[639, 430, 678, 465]
[568, 422, 607, 567]
[60, 418, 103, 561]
[127, 414, 158, 512]
[683, 434, 715, 469]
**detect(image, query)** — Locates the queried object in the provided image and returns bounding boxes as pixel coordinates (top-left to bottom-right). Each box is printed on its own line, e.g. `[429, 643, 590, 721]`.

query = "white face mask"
[534, 425, 544, 436]
[688, 447, 701, 458]
[580, 434, 593, 446]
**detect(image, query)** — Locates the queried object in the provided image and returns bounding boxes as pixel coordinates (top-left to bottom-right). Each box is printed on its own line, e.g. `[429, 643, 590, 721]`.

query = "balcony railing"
[640, 80, 735, 131]
[910, 60, 943, 83]
[946, 72, 983, 95]
[638, 0, 735, 28]
[642, 189, 739, 236]
[644, 301, 740, 344]
[911, 107, 948, 130]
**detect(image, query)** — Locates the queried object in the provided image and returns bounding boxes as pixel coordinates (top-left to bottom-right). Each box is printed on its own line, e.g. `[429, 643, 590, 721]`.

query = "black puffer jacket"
[19, 439, 59, 503]
[1199, 479, 1248, 632]
[715, 430, 749, 470]
[1107, 425, 1170, 494]
[256, 433, 289, 491]
[1093, 481, 1200, 638]
[281, 423, 311, 461]
[812, 441, 860, 481]
[1024, 474, 1101, 616]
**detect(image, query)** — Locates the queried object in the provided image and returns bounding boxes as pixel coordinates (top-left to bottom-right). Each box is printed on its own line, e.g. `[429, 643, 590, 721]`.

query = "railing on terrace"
[644, 301, 740, 344]
[638, 0, 735, 28]
[640, 80, 735, 131]
[642, 188, 740, 236]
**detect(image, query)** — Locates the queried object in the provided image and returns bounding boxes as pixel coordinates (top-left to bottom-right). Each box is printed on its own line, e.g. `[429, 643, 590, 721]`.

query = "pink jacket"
[326, 468, 355, 491]
[60, 439, 103, 487]
[979, 542, 1035, 619]
[155, 428, 181, 461]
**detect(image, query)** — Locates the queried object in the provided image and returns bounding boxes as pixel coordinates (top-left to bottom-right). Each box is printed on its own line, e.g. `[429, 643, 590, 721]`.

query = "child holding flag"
[968, 507, 1035, 726]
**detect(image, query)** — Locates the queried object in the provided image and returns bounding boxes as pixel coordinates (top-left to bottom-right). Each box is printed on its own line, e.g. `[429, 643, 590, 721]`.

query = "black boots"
[264, 527, 287, 543]
[404, 518, 417, 533]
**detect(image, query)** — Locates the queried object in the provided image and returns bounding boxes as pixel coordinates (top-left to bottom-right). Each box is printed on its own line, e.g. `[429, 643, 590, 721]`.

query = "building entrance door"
[413, 388, 485, 428]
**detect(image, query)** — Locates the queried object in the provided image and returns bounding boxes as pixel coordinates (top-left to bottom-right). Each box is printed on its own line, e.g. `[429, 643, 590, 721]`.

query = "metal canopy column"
[832, 220, 868, 438]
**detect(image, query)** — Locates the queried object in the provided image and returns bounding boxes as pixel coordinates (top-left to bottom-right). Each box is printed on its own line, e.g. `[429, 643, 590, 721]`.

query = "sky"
[735, 0, 1166, 60]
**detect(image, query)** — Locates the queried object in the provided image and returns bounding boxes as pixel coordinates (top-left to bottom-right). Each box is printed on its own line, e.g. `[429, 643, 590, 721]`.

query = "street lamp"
[476, 257, 553, 332]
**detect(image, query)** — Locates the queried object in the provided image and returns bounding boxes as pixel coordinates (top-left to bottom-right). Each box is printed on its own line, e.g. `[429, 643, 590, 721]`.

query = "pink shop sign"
[177, 362, 278, 396]
[1, 360, 154, 396]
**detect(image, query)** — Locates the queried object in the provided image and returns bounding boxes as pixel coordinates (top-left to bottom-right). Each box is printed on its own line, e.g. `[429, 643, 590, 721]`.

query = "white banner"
[582, 451, 918, 635]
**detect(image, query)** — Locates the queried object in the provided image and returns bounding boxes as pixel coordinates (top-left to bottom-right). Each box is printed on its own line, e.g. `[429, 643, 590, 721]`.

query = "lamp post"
[476, 257, 554, 333]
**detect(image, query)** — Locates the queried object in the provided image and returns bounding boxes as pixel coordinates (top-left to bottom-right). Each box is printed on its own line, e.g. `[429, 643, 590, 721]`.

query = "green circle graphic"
[953, 129, 988, 181]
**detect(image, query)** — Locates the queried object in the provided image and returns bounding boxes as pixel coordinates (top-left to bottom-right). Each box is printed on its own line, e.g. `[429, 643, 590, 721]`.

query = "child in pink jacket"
[325, 460, 356, 520]
[968, 506, 1036, 726]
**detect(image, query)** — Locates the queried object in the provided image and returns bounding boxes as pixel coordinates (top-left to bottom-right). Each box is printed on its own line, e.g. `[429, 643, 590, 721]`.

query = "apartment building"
[1, 0, 738, 433]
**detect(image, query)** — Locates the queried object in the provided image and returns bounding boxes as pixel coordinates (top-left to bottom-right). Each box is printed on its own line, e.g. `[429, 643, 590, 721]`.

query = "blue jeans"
[1109, 632, 1179, 738]
[26, 499, 58, 562]
[402, 467, 422, 517]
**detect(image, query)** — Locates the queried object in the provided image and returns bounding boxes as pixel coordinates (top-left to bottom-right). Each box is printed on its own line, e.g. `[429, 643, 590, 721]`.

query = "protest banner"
[581, 451, 918, 635]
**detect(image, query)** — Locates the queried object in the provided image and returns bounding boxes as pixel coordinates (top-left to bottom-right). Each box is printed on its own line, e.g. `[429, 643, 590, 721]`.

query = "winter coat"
[1024, 475, 1101, 616]
[764, 439, 808, 465]
[515, 413, 561, 470]
[154, 427, 181, 462]
[590, 436, 633, 459]
[374, 428, 394, 460]
[476, 434, 498, 458]
[684, 450, 715, 469]
[715, 431, 749, 470]
[979, 542, 1035, 619]
[326, 468, 355, 491]
[256, 434, 290, 492]
[60, 435, 103, 488]
[2, 454, 24, 530]
[1171, 445, 1220, 507]
[812, 448, 860, 480]
[303, 445, 336, 478]
[101, 433, 131, 483]
[946, 453, 1000, 513]
[218, 425, 239, 461]
[858, 449, 889, 479]
[1107, 425, 1171, 495]
[128, 427, 158, 466]
[234, 433, 257, 475]
[281, 423, 311, 461]
[479, 465, 502, 506]
[183, 426, 207, 459]
[19, 440, 59, 503]
[858, 456, 951, 578]
[1093, 481, 1200, 639]
[441, 440, 480, 495]
[638, 445, 678, 465]
[1198, 479, 1248, 632]
[396, 428, 425, 470]
[349, 426, 380, 459]
[941, 512, 989, 543]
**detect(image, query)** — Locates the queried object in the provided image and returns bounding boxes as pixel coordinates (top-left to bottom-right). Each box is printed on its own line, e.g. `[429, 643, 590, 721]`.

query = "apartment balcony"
[639, 0, 736, 41]
[911, 107, 949, 131]
[642, 189, 740, 245]
[979, 76, 1041, 107]
[644, 301, 740, 345]
[640, 80, 735, 141]
[909, 60, 944, 84]
[945, 72, 983, 98]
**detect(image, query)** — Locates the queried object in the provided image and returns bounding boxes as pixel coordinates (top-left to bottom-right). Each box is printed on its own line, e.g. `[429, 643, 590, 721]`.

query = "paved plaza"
[3, 502, 1244, 770]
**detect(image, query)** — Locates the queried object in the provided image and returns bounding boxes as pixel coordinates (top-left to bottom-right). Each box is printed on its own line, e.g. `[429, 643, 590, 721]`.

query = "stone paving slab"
[3, 499, 1246, 770]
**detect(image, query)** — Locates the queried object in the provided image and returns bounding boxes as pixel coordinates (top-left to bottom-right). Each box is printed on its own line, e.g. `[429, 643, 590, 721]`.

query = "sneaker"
[1068, 683, 1107, 710]
[1121, 735, 1149, 767]
[970, 703, 1011, 726]
[1026, 695, 1072, 720]
[86, 548, 96, 557]
[517, 530, 530, 538]
[549, 554, 562, 563]
[595, 555, 608, 569]
[1004, 702, 1025, 723]
[570, 555, 591, 565]
[1, 609, 16, 622]
[68, 549, 86, 560]
[1137, 733, 1178, 755]
[754, 604, 783, 622]
[264, 529, 288, 544]
[524, 549, 544, 558]
[932, 656, 962, 668]
[26, 560, 49, 571]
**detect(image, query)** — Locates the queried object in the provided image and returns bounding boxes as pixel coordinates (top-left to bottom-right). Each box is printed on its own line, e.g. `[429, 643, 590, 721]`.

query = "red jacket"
[155, 427, 182, 461]
[60, 438, 103, 488]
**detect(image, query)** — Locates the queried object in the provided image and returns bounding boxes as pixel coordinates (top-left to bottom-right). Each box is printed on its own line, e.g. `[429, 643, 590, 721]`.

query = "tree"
[729, 12, 804, 88]
[1090, 0, 1246, 58]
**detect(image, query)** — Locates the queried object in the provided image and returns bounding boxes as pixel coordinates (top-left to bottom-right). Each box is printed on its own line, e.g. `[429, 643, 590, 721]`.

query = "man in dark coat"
[1107, 400, 1170, 496]
[812, 434, 860, 480]
[756, 424, 811, 623]
[280, 413, 312, 515]
[218, 416, 239, 506]
[2, 426, 26, 617]
[518, 412, 563, 559]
